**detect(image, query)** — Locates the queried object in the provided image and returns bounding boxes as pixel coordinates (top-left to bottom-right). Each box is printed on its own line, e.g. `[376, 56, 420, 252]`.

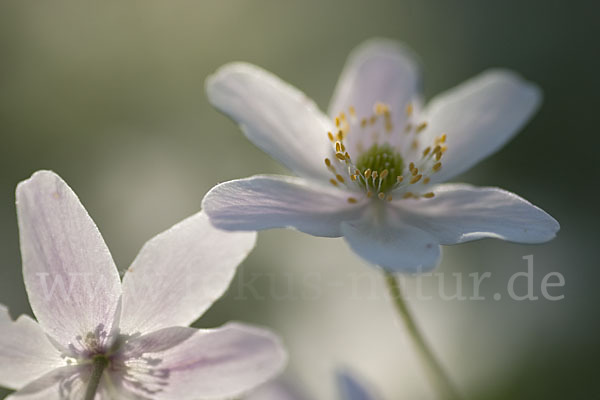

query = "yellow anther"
[340, 112, 346, 120]
[416, 122, 428, 133]
[335, 117, 340, 127]
[349, 106, 356, 116]
[335, 153, 346, 161]
[433, 145, 441, 154]
[403, 192, 415, 199]
[423, 177, 430, 184]
[360, 118, 367, 127]
[351, 175, 357, 181]
[347, 197, 358, 203]
[336, 174, 345, 183]
[330, 179, 338, 186]
[397, 175, 404, 183]
[422, 146, 431, 157]
[409, 162, 415, 171]
[378, 192, 386, 200]
[433, 162, 442, 171]
[327, 131, 334, 141]
[423, 192, 435, 198]
[369, 116, 377, 124]
[386, 194, 393, 202]
[324, 158, 331, 167]
[335, 142, 341, 152]
[412, 139, 419, 149]
[441, 145, 448, 153]
[410, 174, 423, 184]
[337, 130, 344, 140]
[371, 171, 378, 179]
[435, 151, 443, 161]
[344, 152, 350, 160]
[412, 167, 419, 176]
[406, 103, 413, 116]
[340, 143, 346, 152]
[364, 169, 372, 178]
[367, 191, 373, 198]
[440, 133, 447, 143]
[380, 169, 389, 179]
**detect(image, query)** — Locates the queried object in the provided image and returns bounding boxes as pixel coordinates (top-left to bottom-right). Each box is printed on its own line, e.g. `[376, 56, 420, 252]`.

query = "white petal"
[0, 305, 64, 390]
[341, 206, 441, 272]
[422, 69, 541, 183]
[119, 211, 256, 335]
[394, 184, 559, 244]
[206, 62, 334, 181]
[115, 323, 287, 400]
[328, 38, 420, 126]
[15, 171, 121, 349]
[336, 370, 379, 400]
[5, 365, 85, 400]
[202, 175, 365, 238]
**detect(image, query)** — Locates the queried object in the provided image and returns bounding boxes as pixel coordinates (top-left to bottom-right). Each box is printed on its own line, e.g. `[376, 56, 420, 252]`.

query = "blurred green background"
[1, 1, 598, 399]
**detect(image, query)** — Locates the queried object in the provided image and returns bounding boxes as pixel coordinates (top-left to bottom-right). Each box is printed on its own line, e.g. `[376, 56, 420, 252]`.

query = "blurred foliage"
[1, 0, 599, 399]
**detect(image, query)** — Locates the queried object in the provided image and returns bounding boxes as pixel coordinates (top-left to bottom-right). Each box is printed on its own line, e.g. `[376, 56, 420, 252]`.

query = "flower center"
[354, 143, 404, 194]
[323, 102, 448, 203]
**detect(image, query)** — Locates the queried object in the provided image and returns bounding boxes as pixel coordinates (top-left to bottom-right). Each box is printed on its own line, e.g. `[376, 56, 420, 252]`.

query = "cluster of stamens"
[323, 102, 447, 203]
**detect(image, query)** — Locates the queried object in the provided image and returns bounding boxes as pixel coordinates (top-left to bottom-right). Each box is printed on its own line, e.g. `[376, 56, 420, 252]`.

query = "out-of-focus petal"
[328, 38, 421, 129]
[341, 207, 441, 272]
[5, 365, 85, 400]
[245, 380, 308, 400]
[393, 184, 560, 244]
[0, 305, 65, 390]
[206, 63, 334, 181]
[421, 70, 541, 183]
[15, 171, 121, 349]
[114, 323, 287, 400]
[336, 370, 379, 400]
[119, 211, 256, 335]
[203, 175, 365, 238]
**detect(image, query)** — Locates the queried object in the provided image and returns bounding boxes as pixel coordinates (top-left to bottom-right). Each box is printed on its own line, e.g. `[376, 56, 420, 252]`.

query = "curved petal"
[113, 324, 287, 400]
[119, 211, 256, 335]
[393, 184, 560, 244]
[202, 175, 365, 238]
[0, 305, 65, 390]
[336, 370, 379, 400]
[6, 365, 86, 400]
[15, 171, 121, 349]
[341, 206, 441, 273]
[422, 69, 541, 183]
[206, 62, 333, 181]
[328, 38, 421, 127]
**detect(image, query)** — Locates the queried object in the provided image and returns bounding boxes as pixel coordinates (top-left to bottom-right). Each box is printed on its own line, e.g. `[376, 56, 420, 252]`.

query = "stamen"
[416, 122, 428, 133]
[330, 179, 338, 186]
[433, 162, 442, 171]
[423, 192, 435, 198]
[410, 174, 422, 184]
[348, 197, 358, 203]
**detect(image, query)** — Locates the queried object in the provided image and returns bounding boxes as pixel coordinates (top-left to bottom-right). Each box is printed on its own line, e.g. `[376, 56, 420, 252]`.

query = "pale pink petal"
[119, 211, 256, 335]
[0, 305, 65, 390]
[15, 171, 121, 350]
[393, 184, 559, 244]
[328, 38, 420, 128]
[5, 365, 86, 400]
[207, 63, 334, 181]
[341, 207, 441, 272]
[203, 175, 365, 238]
[421, 70, 541, 183]
[113, 324, 287, 400]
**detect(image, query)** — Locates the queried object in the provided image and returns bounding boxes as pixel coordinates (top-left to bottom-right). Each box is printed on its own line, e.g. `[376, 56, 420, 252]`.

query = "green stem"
[384, 272, 462, 400]
[84, 356, 108, 400]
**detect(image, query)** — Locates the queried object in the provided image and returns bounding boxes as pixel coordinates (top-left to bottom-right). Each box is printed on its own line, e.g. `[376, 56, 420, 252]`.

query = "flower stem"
[84, 356, 108, 400]
[384, 272, 461, 400]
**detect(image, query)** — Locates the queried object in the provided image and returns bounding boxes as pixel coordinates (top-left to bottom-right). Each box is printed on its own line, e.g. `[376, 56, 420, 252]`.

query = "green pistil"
[355, 143, 404, 193]
[84, 355, 109, 400]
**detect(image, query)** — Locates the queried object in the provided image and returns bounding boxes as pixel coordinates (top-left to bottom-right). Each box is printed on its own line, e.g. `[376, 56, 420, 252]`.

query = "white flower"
[202, 38, 559, 272]
[0, 170, 286, 399]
